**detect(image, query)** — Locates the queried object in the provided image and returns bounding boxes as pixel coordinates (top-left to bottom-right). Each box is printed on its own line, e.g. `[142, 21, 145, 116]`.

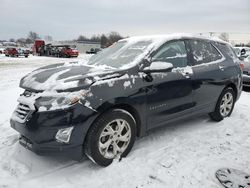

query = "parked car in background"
[242, 56, 250, 87]
[5, 47, 19, 57]
[17, 48, 29, 58]
[10, 34, 243, 166]
[4, 47, 29, 58]
[59, 46, 79, 58]
[86, 48, 101, 54]
[234, 47, 250, 60]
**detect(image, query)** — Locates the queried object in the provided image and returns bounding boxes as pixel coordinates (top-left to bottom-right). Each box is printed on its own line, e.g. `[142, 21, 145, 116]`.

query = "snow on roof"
[115, 33, 229, 69]
[120, 33, 228, 45]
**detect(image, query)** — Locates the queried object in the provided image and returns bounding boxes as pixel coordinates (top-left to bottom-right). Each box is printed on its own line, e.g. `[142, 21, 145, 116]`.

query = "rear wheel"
[209, 87, 235, 122]
[84, 109, 136, 166]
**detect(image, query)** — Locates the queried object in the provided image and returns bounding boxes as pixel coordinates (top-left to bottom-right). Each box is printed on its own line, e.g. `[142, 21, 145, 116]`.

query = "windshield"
[87, 40, 153, 69]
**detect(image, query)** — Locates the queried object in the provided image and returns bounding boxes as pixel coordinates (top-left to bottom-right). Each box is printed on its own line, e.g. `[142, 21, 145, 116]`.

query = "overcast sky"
[0, 0, 250, 42]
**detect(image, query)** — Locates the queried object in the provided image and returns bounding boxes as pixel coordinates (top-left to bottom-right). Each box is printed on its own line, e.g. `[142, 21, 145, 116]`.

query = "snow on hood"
[20, 62, 122, 92]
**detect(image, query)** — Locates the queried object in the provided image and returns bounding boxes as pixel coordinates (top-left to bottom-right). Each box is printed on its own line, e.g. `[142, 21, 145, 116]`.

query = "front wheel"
[84, 109, 136, 166]
[209, 87, 236, 122]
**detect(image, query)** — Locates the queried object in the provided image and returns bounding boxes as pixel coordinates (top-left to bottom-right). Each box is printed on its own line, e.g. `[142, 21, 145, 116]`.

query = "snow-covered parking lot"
[0, 54, 250, 188]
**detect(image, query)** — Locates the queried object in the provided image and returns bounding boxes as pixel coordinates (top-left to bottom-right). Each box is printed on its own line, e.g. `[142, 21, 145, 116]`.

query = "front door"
[146, 40, 194, 129]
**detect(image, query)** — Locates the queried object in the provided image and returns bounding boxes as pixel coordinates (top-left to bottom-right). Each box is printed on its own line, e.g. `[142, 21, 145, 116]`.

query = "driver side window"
[152, 40, 188, 68]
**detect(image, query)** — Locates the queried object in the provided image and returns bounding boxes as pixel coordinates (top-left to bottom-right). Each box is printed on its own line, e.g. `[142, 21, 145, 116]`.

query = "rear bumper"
[10, 103, 98, 160]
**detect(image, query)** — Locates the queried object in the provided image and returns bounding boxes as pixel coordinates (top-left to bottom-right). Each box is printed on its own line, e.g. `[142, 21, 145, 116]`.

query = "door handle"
[141, 87, 156, 93]
[219, 65, 225, 71]
[183, 71, 192, 79]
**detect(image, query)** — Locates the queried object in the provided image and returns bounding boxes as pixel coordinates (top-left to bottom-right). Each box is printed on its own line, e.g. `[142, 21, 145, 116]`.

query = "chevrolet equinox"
[11, 34, 243, 166]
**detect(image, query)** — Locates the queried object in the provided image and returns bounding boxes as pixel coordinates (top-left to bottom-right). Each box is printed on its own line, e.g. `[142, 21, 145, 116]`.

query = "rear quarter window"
[216, 43, 237, 59]
[189, 40, 223, 65]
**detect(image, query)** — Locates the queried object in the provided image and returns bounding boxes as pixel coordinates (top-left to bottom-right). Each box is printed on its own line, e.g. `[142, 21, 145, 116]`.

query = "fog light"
[55, 127, 74, 143]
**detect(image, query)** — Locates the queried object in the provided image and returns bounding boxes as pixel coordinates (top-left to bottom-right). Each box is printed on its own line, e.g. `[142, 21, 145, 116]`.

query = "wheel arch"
[226, 82, 238, 99]
[87, 102, 143, 138]
[111, 103, 142, 137]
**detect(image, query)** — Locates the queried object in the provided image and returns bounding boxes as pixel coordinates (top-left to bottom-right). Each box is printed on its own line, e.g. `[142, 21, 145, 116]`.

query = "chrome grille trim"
[11, 93, 36, 124]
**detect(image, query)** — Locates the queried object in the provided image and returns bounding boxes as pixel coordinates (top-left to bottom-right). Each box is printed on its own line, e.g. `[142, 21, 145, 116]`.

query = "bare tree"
[77, 35, 88, 41]
[107, 31, 123, 46]
[219, 33, 229, 42]
[28, 31, 40, 42]
[25, 38, 33, 44]
[100, 34, 108, 48]
[16, 38, 27, 45]
[9, 38, 15, 42]
[76, 31, 124, 47]
[90, 35, 101, 42]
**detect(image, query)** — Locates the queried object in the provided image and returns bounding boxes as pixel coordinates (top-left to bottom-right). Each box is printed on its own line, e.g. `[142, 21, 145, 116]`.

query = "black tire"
[84, 109, 136, 166]
[209, 87, 236, 122]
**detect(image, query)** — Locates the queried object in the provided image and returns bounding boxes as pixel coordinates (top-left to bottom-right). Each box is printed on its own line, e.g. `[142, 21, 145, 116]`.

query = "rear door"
[146, 40, 195, 129]
[187, 39, 225, 112]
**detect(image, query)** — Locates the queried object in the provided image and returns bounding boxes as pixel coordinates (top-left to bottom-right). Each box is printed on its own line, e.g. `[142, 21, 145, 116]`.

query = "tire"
[84, 109, 136, 166]
[209, 87, 236, 122]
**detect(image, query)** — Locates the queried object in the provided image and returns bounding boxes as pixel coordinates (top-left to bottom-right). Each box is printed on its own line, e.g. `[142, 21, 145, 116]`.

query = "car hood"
[20, 62, 123, 92]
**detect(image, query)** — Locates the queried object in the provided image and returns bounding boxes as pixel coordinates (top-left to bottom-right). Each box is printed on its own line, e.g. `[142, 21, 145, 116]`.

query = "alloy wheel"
[98, 119, 131, 159]
[220, 92, 234, 117]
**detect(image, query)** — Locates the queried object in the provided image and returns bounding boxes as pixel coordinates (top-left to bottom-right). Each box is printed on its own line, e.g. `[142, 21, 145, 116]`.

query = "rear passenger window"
[152, 40, 188, 68]
[217, 43, 237, 59]
[190, 40, 222, 65]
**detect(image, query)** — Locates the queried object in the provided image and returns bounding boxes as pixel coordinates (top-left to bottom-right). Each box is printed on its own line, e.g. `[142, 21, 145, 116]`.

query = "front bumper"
[10, 103, 97, 160]
[69, 53, 78, 57]
[243, 74, 250, 87]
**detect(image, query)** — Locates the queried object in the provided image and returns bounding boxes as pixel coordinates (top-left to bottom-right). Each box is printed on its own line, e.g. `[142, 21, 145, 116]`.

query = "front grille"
[19, 135, 33, 149]
[12, 102, 35, 123]
[16, 103, 31, 120]
[11, 91, 36, 124]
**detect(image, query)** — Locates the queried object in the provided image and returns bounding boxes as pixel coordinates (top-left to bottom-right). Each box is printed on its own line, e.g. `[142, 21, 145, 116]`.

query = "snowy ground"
[0, 54, 250, 188]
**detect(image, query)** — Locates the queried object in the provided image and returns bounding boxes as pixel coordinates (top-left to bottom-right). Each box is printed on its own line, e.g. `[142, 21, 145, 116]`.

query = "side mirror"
[241, 49, 246, 56]
[143, 61, 173, 73]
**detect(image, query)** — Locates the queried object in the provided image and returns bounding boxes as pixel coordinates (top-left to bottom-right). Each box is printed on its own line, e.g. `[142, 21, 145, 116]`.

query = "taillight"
[240, 63, 244, 70]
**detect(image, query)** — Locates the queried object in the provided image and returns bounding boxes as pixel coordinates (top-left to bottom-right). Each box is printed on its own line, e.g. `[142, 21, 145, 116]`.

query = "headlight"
[55, 126, 74, 143]
[36, 90, 90, 111]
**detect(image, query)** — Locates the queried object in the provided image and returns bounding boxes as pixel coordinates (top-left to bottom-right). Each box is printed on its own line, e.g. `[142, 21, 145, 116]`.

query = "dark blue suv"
[10, 34, 243, 166]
